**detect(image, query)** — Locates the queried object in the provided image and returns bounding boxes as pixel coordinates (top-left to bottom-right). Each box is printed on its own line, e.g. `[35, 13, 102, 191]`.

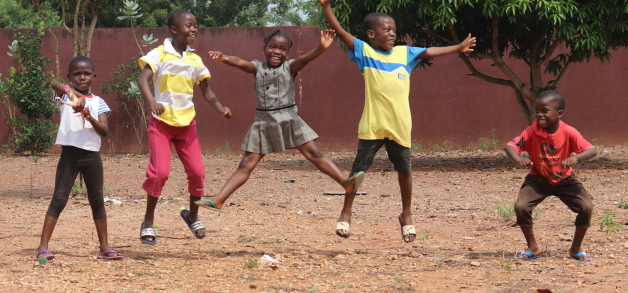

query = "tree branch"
[410, 28, 455, 45]
[85, 2, 102, 58]
[539, 37, 562, 64]
[552, 55, 573, 88]
[61, 0, 73, 36]
[34, 0, 61, 81]
[468, 52, 496, 60]
[511, 85, 533, 124]
[492, 16, 499, 55]
[79, 0, 89, 56]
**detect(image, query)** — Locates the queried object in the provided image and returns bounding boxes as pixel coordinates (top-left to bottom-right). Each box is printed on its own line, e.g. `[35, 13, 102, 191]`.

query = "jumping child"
[138, 10, 231, 244]
[318, 0, 476, 242]
[35, 56, 123, 261]
[195, 29, 365, 213]
[505, 90, 596, 261]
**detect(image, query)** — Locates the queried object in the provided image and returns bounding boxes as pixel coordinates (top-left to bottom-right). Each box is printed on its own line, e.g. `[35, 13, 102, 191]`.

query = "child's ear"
[366, 29, 375, 40]
[170, 25, 177, 35]
[557, 109, 564, 119]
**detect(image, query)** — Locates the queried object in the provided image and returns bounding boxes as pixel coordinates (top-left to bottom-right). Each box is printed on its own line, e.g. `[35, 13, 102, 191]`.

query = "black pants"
[46, 146, 106, 220]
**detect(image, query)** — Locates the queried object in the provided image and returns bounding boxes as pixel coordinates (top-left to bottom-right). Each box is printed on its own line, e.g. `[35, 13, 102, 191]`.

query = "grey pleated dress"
[241, 59, 318, 154]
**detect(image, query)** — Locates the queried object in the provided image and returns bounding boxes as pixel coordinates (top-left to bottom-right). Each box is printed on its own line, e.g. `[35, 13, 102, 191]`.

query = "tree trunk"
[79, 0, 88, 56]
[72, 0, 82, 57]
[85, 5, 102, 58]
[512, 86, 534, 125]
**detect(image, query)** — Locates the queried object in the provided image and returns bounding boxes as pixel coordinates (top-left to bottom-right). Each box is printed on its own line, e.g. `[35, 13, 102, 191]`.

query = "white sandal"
[398, 215, 416, 243]
[335, 221, 351, 239]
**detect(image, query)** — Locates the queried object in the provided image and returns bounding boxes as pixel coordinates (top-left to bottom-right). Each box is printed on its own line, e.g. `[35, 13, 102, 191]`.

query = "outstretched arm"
[418, 34, 476, 58]
[51, 81, 85, 112]
[290, 30, 336, 74]
[198, 79, 231, 119]
[208, 51, 256, 74]
[318, 0, 354, 50]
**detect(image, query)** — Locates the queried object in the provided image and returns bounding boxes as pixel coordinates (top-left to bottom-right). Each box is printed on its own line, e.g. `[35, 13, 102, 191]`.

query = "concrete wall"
[0, 27, 626, 154]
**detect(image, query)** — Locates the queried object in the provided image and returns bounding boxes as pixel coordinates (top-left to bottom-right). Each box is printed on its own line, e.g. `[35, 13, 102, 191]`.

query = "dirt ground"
[1, 146, 627, 293]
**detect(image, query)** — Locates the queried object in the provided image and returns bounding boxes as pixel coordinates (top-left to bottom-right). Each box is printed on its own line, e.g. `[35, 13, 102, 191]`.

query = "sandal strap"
[140, 227, 155, 237]
[402, 225, 416, 236]
[336, 222, 350, 233]
[103, 250, 117, 255]
[191, 221, 205, 231]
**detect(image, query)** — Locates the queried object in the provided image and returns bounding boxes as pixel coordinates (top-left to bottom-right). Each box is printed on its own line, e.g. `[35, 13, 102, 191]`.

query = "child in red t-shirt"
[504, 90, 597, 261]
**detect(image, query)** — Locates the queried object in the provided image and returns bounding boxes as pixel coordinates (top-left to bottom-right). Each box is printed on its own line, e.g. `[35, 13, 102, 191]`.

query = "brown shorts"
[515, 174, 593, 228]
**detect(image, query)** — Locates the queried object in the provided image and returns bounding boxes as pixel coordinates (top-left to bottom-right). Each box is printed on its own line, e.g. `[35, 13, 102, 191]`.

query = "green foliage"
[597, 211, 622, 235]
[101, 56, 150, 154]
[244, 258, 258, 269]
[317, 0, 628, 123]
[394, 276, 405, 282]
[493, 201, 514, 220]
[618, 200, 628, 209]
[71, 182, 86, 197]
[411, 140, 424, 153]
[3, 31, 57, 154]
[0, 0, 62, 30]
[266, 0, 319, 26]
[533, 208, 542, 219]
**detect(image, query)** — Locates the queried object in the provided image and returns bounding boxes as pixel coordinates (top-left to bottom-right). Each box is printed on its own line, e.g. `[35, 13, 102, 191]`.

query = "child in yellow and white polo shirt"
[137, 10, 231, 244]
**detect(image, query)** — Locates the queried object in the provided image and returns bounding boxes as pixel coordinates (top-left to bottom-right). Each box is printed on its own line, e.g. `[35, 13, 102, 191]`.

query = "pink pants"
[143, 117, 205, 197]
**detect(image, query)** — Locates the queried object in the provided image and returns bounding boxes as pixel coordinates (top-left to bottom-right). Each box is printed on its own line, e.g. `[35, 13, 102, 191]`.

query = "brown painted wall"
[1, 27, 627, 154]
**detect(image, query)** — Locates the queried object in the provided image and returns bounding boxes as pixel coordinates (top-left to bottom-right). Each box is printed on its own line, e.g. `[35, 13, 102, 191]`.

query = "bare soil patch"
[1, 146, 627, 292]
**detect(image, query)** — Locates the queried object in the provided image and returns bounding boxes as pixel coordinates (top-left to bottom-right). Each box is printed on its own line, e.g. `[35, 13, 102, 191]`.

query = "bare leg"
[337, 190, 356, 236]
[197, 152, 265, 209]
[142, 195, 159, 242]
[37, 216, 58, 257]
[186, 195, 204, 237]
[295, 141, 352, 191]
[398, 173, 415, 242]
[569, 226, 591, 260]
[93, 218, 121, 257]
[517, 225, 541, 259]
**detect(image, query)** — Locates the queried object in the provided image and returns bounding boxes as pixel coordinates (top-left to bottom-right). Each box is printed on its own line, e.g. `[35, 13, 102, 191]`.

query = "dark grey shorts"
[351, 138, 412, 175]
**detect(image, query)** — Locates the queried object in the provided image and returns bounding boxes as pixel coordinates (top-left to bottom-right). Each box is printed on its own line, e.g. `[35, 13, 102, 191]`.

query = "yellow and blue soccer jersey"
[349, 37, 426, 148]
[139, 38, 211, 127]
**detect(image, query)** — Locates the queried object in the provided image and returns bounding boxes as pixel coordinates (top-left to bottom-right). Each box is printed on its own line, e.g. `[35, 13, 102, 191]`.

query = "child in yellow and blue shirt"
[319, 0, 476, 242]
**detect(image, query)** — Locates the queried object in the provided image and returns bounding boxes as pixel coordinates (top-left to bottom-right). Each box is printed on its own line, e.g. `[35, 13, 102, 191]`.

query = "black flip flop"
[180, 209, 206, 239]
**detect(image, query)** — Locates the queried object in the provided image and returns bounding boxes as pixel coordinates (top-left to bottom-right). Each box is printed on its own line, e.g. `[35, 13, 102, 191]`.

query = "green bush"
[2, 30, 57, 154]
[101, 56, 150, 154]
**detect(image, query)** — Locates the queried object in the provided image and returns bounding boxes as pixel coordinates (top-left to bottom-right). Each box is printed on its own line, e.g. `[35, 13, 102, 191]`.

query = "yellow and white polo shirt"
[139, 38, 211, 127]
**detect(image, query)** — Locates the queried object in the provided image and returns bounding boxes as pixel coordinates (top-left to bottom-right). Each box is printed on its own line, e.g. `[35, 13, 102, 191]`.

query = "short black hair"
[537, 90, 565, 111]
[69, 56, 94, 72]
[363, 12, 392, 35]
[263, 29, 293, 49]
[167, 10, 193, 28]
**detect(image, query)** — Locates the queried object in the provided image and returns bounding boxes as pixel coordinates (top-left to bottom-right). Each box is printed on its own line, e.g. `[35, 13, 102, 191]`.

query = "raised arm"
[318, 0, 354, 50]
[198, 79, 231, 119]
[208, 51, 256, 74]
[290, 30, 336, 74]
[418, 33, 476, 59]
[51, 81, 85, 112]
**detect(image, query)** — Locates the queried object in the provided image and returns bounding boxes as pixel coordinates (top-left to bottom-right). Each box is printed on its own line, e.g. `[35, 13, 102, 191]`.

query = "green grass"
[244, 258, 258, 269]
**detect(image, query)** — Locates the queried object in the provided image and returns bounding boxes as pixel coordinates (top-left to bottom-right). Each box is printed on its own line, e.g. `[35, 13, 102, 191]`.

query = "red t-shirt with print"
[506, 120, 594, 185]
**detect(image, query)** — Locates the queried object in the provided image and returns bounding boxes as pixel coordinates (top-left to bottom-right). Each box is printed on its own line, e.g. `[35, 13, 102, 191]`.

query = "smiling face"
[67, 61, 95, 95]
[170, 13, 197, 46]
[264, 35, 290, 67]
[367, 16, 396, 51]
[534, 97, 563, 133]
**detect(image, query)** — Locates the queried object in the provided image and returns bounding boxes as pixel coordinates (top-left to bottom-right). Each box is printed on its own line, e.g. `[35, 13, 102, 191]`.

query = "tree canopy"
[318, 0, 628, 123]
[0, 0, 61, 29]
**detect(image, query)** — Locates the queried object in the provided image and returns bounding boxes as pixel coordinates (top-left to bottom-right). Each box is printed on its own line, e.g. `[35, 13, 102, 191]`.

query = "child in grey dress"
[197, 29, 365, 222]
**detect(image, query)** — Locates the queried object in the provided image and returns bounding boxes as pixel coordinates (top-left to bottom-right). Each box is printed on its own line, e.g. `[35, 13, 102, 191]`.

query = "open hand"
[208, 51, 230, 62]
[82, 107, 93, 122]
[222, 107, 232, 119]
[150, 102, 165, 116]
[459, 33, 476, 53]
[561, 156, 578, 169]
[320, 29, 336, 49]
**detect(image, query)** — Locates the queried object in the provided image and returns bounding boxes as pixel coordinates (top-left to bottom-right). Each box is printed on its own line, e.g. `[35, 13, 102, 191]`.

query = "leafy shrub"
[2, 30, 57, 154]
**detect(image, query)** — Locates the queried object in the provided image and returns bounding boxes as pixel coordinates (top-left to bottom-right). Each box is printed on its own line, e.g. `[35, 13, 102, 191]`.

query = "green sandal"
[348, 171, 366, 193]
[194, 199, 223, 213]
